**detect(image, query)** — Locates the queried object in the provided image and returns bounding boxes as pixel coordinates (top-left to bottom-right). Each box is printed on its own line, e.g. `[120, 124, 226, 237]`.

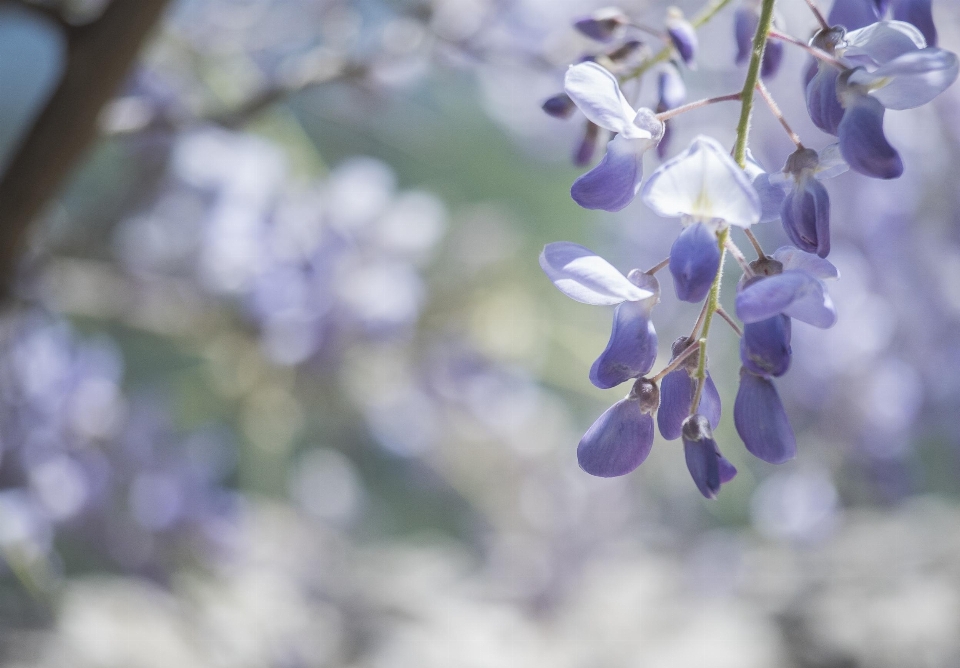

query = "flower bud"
[666, 8, 698, 67]
[542, 92, 576, 119]
[682, 414, 737, 498]
[574, 7, 629, 42]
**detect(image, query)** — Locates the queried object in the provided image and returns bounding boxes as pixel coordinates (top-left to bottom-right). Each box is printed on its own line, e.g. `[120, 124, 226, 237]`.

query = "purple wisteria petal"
[892, 0, 937, 47]
[780, 177, 831, 258]
[736, 270, 837, 328]
[577, 398, 655, 477]
[682, 415, 735, 499]
[718, 450, 738, 484]
[772, 246, 840, 279]
[806, 66, 845, 136]
[573, 8, 628, 42]
[540, 242, 654, 305]
[838, 94, 904, 179]
[666, 12, 698, 66]
[669, 222, 721, 303]
[571, 134, 655, 211]
[564, 62, 638, 135]
[589, 299, 658, 389]
[828, 0, 881, 31]
[657, 368, 721, 440]
[734, 370, 797, 464]
[740, 315, 792, 377]
[844, 20, 928, 65]
[734, 6, 756, 65]
[744, 152, 787, 223]
[849, 48, 959, 110]
[701, 372, 722, 429]
[762, 39, 785, 79]
[641, 136, 761, 227]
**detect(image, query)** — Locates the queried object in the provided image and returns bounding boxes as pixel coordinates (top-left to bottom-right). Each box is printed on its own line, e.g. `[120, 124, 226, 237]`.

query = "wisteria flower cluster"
[541, 0, 957, 497]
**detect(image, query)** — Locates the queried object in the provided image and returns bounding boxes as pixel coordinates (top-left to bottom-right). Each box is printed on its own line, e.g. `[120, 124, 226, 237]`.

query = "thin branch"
[743, 228, 765, 258]
[768, 29, 845, 69]
[0, 0, 174, 297]
[715, 307, 743, 337]
[655, 92, 742, 121]
[804, 0, 830, 31]
[645, 256, 671, 275]
[756, 80, 802, 148]
[725, 237, 754, 278]
[652, 340, 701, 382]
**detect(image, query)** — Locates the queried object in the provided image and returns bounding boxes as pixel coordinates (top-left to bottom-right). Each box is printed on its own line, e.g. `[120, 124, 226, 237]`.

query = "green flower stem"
[689, 227, 728, 414]
[623, 0, 736, 81]
[689, 0, 776, 415]
[733, 0, 778, 168]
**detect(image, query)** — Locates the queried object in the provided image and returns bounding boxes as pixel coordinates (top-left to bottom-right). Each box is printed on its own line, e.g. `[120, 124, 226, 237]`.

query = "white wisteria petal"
[641, 135, 761, 227]
[564, 62, 639, 136]
[540, 242, 654, 305]
[849, 48, 960, 110]
[843, 20, 927, 66]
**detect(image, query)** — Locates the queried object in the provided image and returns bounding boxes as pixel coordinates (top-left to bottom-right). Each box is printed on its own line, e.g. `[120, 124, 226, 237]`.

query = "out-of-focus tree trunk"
[0, 0, 173, 297]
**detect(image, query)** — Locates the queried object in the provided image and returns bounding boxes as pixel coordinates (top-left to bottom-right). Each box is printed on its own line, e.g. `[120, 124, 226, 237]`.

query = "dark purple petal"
[701, 373, 722, 430]
[578, 399, 655, 477]
[669, 222, 720, 303]
[734, 7, 757, 65]
[682, 415, 735, 499]
[657, 120, 673, 160]
[805, 66, 845, 136]
[718, 451, 738, 484]
[571, 134, 651, 211]
[838, 94, 904, 179]
[827, 0, 881, 30]
[589, 299, 658, 389]
[573, 122, 600, 167]
[734, 370, 797, 464]
[657, 368, 721, 440]
[573, 9, 628, 42]
[803, 58, 818, 89]
[762, 39, 785, 79]
[543, 93, 576, 119]
[740, 315, 792, 377]
[892, 0, 937, 46]
[780, 177, 831, 258]
[667, 15, 698, 66]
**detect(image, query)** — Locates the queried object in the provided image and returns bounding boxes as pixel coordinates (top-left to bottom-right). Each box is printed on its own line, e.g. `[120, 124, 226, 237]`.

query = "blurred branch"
[0, 0, 172, 299]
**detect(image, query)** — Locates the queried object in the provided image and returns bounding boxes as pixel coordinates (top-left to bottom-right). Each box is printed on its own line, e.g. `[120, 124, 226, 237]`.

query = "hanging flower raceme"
[563, 62, 665, 211]
[803, 20, 958, 179]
